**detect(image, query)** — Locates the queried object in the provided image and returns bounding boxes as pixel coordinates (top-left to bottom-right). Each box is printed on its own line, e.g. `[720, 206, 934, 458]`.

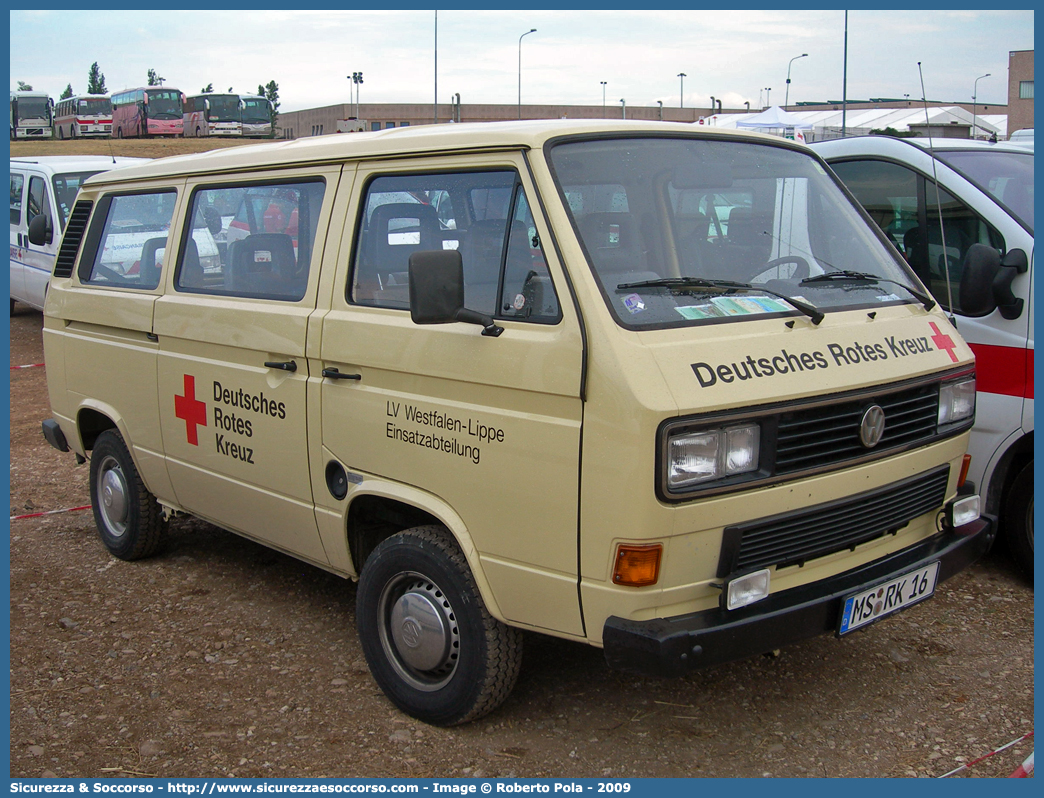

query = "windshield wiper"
[617, 277, 824, 325]
[800, 270, 936, 312]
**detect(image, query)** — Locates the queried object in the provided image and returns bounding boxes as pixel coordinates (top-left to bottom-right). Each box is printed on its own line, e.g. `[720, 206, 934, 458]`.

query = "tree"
[17, 81, 33, 91]
[147, 69, 164, 86]
[257, 81, 280, 137]
[60, 84, 74, 100]
[87, 62, 107, 95]
[202, 83, 213, 93]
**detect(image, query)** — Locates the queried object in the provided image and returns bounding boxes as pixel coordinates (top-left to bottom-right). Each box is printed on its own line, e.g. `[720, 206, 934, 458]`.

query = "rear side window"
[10, 172, 24, 225]
[350, 170, 559, 322]
[175, 179, 326, 302]
[79, 190, 178, 291]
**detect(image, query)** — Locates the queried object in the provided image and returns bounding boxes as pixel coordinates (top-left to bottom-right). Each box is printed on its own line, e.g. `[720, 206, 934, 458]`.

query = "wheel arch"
[343, 482, 506, 623]
[986, 430, 1033, 518]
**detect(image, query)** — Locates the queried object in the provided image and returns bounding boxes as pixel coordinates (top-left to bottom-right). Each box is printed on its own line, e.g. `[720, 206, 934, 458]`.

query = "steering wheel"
[750, 255, 810, 283]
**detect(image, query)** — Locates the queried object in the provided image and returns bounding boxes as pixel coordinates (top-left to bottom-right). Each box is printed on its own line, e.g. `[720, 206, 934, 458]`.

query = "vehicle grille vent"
[53, 200, 93, 279]
[774, 383, 940, 474]
[718, 466, 950, 577]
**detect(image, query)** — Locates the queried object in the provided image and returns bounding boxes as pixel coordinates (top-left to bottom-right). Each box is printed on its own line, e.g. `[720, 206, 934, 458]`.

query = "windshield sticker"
[675, 303, 726, 320]
[712, 295, 794, 316]
[876, 294, 902, 302]
[623, 293, 646, 314]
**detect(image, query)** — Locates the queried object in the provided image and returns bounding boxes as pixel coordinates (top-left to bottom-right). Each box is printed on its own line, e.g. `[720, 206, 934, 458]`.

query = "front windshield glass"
[241, 98, 271, 123]
[51, 171, 103, 229]
[79, 97, 111, 115]
[548, 136, 926, 329]
[146, 90, 182, 120]
[15, 97, 49, 119]
[206, 95, 240, 122]
[934, 149, 1034, 233]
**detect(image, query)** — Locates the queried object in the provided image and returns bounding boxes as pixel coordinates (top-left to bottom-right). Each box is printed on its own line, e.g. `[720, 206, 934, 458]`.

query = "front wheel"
[1003, 462, 1033, 580]
[89, 430, 167, 561]
[356, 525, 523, 726]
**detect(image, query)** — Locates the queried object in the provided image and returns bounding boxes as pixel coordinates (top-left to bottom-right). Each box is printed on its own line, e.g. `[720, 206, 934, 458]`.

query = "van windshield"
[934, 149, 1034, 234]
[547, 136, 927, 329]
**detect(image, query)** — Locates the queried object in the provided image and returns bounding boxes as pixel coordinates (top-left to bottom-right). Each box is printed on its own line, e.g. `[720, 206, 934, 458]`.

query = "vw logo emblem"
[860, 405, 886, 448]
[400, 618, 422, 648]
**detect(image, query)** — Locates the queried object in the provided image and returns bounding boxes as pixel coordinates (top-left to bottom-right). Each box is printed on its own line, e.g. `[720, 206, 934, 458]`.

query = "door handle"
[264, 360, 297, 372]
[322, 368, 361, 381]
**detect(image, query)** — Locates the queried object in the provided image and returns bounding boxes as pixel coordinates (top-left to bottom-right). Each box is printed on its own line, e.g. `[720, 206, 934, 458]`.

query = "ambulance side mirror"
[28, 213, 53, 246]
[959, 244, 1026, 320]
[408, 250, 503, 337]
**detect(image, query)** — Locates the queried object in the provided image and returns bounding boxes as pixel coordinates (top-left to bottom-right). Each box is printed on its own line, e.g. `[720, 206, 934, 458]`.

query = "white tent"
[734, 106, 813, 129]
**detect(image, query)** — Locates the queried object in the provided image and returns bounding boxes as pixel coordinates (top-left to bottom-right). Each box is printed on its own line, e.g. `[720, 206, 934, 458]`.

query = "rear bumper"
[602, 516, 994, 678]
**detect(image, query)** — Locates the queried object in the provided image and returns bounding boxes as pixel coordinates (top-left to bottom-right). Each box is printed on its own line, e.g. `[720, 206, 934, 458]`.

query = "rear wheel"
[1003, 462, 1033, 580]
[89, 430, 167, 561]
[356, 525, 522, 726]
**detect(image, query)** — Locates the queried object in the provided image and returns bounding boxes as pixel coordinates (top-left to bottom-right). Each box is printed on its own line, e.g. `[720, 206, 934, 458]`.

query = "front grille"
[774, 383, 940, 474]
[717, 466, 950, 577]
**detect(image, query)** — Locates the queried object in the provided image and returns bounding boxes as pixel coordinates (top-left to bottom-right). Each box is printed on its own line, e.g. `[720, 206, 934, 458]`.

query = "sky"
[9, 9, 1034, 114]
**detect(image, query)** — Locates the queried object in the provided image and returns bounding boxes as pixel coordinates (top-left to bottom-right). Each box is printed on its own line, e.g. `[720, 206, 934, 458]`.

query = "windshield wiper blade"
[617, 277, 824, 325]
[800, 271, 936, 312]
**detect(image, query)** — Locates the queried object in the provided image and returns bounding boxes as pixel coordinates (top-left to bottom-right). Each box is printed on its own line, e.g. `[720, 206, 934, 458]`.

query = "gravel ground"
[7, 142, 1035, 779]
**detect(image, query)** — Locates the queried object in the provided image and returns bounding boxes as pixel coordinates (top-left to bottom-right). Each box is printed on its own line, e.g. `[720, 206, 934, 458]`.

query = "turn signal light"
[958, 454, 972, 488]
[612, 543, 662, 587]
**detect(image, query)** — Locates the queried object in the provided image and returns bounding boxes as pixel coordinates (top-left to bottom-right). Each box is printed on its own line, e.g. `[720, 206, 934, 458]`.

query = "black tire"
[356, 525, 523, 726]
[1003, 462, 1033, 580]
[89, 429, 167, 561]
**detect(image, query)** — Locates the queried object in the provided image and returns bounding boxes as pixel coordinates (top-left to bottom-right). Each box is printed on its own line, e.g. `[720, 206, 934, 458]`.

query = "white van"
[812, 137, 1033, 578]
[10, 156, 149, 312]
[39, 121, 989, 725]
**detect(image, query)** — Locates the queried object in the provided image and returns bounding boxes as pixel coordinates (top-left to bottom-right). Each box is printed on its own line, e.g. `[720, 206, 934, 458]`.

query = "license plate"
[838, 561, 939, 635]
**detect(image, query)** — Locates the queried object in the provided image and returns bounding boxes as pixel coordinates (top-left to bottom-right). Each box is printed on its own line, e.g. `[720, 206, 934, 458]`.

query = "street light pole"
[600, 81, 607, 117]
[518, 28, 536, 120]
[972, 72, 991, 140]
[657, 99, 663, 121]
[765, 87, 772, 107]
[677, 73, 686, 107]
[620, 98, 626, 119]
[784, 53, 808, 109]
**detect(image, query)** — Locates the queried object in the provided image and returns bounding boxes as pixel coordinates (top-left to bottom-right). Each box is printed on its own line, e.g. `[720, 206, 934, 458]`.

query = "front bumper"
[602, 515, 994, 678]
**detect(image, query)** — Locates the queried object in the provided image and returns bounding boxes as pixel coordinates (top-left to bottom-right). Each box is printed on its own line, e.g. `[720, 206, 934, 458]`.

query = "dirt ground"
[8, 138, 1035, 780]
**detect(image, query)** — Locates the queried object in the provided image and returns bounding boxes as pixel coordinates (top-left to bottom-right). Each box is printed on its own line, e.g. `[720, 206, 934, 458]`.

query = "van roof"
[84, 119, 790, 185]
[10, 155, 150, 175]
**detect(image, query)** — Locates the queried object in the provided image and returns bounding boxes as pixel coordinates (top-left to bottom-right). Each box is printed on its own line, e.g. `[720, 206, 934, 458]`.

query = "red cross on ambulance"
[174, 374, 207, 445]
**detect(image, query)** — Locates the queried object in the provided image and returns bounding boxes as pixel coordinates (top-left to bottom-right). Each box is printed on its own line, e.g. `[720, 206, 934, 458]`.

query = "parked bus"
[110, 86, 184, 138]
[183, 92, 242, 137]
[10, 91, 54, 140]
[240, 93, 274, 137]
[54, 95, 112, 139]
[183, 92, 273, 138]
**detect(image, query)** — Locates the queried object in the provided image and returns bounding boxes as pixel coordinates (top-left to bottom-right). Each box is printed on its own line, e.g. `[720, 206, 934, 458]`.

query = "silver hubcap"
[378, 573, 459, 691]
[96, 456, 129, 538]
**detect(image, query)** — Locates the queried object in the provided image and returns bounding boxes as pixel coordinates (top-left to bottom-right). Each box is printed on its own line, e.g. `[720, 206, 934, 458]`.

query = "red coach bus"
[110, 86, 184, 138]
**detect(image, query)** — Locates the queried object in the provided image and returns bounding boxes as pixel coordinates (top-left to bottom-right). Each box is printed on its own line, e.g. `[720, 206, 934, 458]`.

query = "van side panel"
[317, 155, 585, 635]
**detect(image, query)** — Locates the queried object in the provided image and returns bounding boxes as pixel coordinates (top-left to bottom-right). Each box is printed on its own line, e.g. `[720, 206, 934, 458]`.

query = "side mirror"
[408, 250, 503, 337]
[27, 213, 53, 246]
[958, 244, 1027, 320]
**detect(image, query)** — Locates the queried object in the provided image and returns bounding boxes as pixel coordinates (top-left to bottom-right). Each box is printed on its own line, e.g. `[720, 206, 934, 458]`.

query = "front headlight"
[667, 423, 761, 490]
[938, 376, 976, 426]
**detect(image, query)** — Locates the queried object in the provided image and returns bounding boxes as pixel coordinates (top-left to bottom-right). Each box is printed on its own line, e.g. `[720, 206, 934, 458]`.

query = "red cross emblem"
[174, 374, 207, 446]
[929, 322, 959, 363]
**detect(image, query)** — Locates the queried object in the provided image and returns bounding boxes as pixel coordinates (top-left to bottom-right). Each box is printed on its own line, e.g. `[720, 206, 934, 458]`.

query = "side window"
[350, 170, 559, 322]
[175, 179, 325, 301]
[10, 172, 24, 226]
[830, 158, 1004, 313]
[80, 190, 177, 290]
[27, 176, 50, 227]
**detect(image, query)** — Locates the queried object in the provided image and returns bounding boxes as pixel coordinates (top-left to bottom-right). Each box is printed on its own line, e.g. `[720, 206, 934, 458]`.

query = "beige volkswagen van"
[39, 120, 991, 726]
